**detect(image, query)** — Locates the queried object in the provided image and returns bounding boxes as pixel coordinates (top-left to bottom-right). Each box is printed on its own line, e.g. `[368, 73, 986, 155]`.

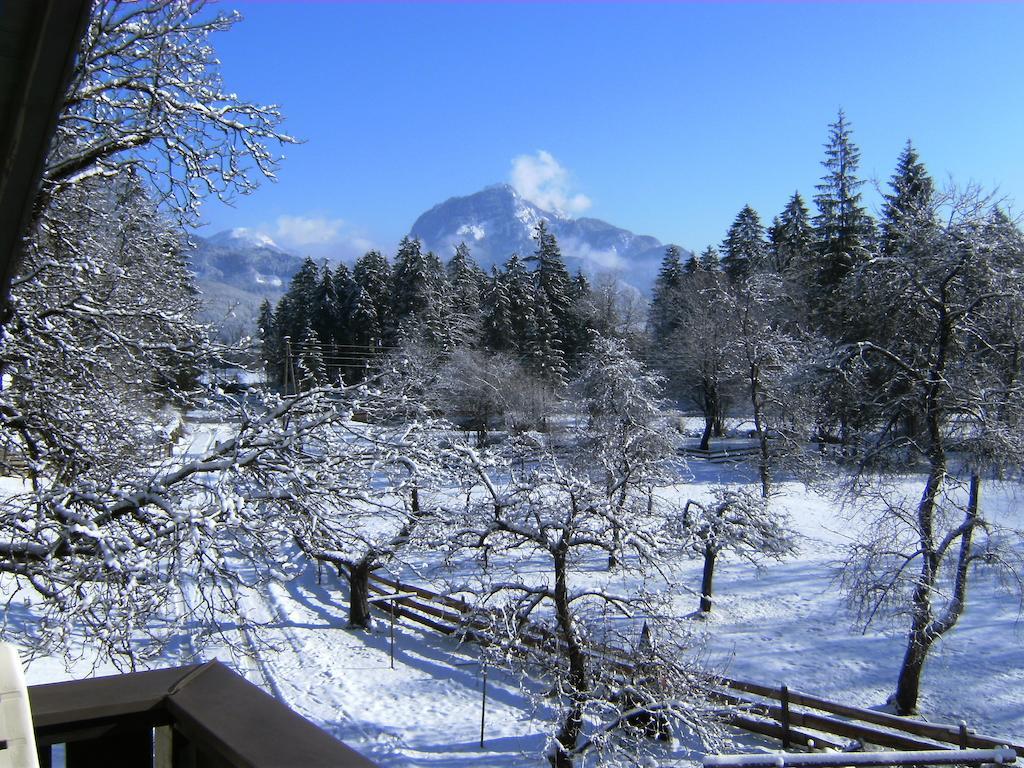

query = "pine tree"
[257, 298, 282, 386]
[698, 245, 721, 271]
[331, 263, 357, 348]
[527, 285, 568, 388]
[482, 266, 515, 351]
[446, 242, 486, 348]
[276, 257, 320, 344]
[770, 191, 814, 276]
[812, 110, 876, 329]
[564, 269, 595, 364]
[353, 249, 392, 346]
[721, 204, 768, 281]
[390, 236, 433, 341]
[297, 325, 328, 387]
[880, 141, 936, 257]
[502, 254, 537, 353]
[349, 286, 378, 348]
[527, 221, 575, 353]
[651, 245, 686, 343]
[311, 263, 340, 346]
[425, 252, 456, 351]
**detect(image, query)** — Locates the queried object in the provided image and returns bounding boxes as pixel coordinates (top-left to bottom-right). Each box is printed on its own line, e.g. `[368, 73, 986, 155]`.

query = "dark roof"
[29, 660, 379, 768]
[0, 0, 91, 318]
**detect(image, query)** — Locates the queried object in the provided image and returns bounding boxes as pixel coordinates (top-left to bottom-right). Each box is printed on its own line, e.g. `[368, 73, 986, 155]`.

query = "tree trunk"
[748, 363, 770, 498]
[892, 425, 946, 713]
[894, 472, 981, 715]
[607, 482, 625, 570]
[550, 702, 584, 768]
[347, 558, 374, 629]
[700, 544, 717, 613]
[893, 626, 931, 714]
[700, 381, 716, 451]
[549, 545, 588, 767]
[699, 415, 713, 452]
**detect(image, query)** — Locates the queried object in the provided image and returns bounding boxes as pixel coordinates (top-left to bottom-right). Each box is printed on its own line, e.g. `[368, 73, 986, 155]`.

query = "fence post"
[959, 721, 968, 750]
[780, 685, 790, 749]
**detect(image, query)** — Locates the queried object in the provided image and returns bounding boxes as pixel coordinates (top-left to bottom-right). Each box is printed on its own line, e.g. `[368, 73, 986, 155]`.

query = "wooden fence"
[678, 445, 763, 464]
[366, 572, 1023, 760]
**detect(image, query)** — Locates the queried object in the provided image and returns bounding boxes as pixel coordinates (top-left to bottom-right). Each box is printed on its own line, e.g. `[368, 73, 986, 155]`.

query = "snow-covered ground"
[11, 423, 1024, 767]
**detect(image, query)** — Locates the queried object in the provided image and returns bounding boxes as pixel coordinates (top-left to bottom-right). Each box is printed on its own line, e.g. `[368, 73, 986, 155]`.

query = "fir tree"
[812, 110, 876, 329]
[721, 204, 768, 281]
[527, 221, 576, 354]
[310, 263, 340, 346]
[331, 263, 357, 347]
[390, 236, 433, 340]
[446, 242, 486, 348]
[564, 269, 595, 363]
[349, 286, 379, 349]
[275, 256, 320, 344]
[482, 266, 515, 351]
[880, 141, 936, 257]
[527, 285, 568, 388]
[297, 325, 328, 387]
[770, 191, 814, 276]
[502, 254, 537, 353]
[257, 298, 282, 386]
[698, 245, 721, 271]
[424, 251, 455, 351]
[651, 245, 686, 343]
[353, 249, 393, 346]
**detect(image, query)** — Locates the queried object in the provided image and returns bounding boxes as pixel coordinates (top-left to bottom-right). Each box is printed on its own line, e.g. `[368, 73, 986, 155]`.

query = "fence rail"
[365, 572, 1023, 761]
[678, 445, 763, 463]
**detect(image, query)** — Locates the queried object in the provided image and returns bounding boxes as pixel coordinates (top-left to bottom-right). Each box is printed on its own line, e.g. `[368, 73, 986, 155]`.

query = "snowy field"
[11, 421, 1024, 767]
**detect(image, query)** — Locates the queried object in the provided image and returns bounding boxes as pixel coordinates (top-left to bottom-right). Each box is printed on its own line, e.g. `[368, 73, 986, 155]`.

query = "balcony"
[28, 660, 378, 768]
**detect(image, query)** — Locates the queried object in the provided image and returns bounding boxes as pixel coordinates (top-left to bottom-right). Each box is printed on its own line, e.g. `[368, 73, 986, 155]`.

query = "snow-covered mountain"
[188, 188, 685, 339]
[188, 229, 307, 341]
[410, 183, 684, 289]
[189, 228, 304, 291]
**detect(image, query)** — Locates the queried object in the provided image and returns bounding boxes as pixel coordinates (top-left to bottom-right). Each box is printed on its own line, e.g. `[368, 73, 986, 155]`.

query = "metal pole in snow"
[780, 685, 790, 749]
[479, 659, 488, 749]
[390, 599, 396, 670]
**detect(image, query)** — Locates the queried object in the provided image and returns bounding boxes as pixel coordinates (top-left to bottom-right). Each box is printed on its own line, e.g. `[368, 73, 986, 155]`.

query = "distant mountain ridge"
[410, 183, 684, 288]
[188, 186, 685, 339]
[187, 229, 308, 341]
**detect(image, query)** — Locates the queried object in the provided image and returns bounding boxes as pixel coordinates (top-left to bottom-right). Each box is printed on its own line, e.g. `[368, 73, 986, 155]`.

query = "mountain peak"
[207, 227, 281, 251]
[409, 185, 684, 290]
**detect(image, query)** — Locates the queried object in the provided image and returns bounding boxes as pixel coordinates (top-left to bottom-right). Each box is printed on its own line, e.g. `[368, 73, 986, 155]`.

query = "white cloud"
[509, 150, 592, 215]
[247, 213, 376, 262]
[274, 215, 344, 246]
[560, 237, 626, 272]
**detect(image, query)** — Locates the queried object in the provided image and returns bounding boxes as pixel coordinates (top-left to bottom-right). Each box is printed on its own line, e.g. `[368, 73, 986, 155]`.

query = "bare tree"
[677, 487, 796, 614]
[834, 187, 1024, 714]
[729, 274, 808, 497]
[40, 0, 296, 225]
[288, 371, 459, 628]
[445, 437, 721, 767]
[663, 270, 738, 450]
[0, 0, 304, 659]
[434, 349, 524, 444]
[574, 338, 673, 568]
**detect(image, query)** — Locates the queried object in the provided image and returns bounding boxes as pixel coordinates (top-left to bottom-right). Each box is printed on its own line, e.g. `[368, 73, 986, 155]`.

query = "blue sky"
[198, 1, 1024, 261]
